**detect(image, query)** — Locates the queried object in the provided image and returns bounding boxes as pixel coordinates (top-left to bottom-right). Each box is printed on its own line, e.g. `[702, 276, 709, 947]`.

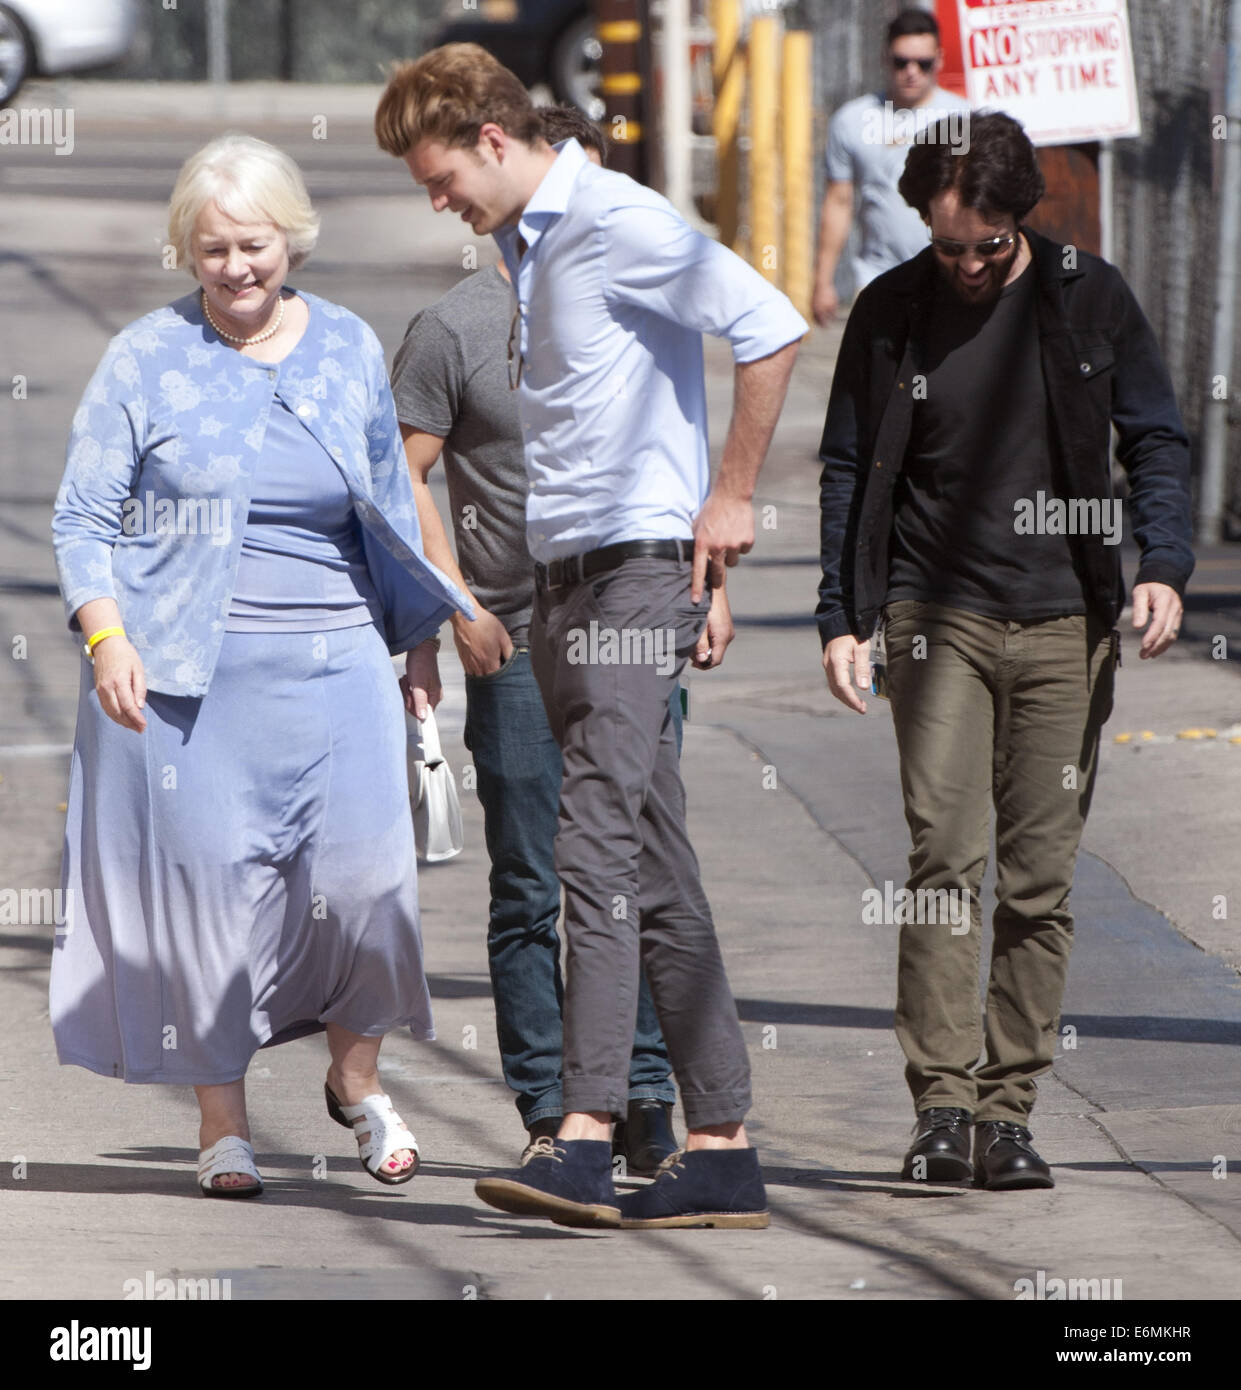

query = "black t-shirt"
[886, 258, 1087, 619]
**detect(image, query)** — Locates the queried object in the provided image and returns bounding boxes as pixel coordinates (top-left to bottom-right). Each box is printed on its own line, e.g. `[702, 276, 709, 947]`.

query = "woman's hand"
[93, 636, 148, 733]
[400, 639, 442, 721]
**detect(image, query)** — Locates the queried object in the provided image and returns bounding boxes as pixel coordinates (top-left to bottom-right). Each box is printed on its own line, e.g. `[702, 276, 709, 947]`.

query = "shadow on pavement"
[735, 997, 1241, 1045]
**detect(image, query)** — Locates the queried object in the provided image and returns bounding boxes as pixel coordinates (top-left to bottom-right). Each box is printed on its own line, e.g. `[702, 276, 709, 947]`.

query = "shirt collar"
[496, 138, 587, 265]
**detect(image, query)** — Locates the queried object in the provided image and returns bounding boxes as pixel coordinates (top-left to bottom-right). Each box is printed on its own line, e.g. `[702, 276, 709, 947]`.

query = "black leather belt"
[535, 538, 693, 592]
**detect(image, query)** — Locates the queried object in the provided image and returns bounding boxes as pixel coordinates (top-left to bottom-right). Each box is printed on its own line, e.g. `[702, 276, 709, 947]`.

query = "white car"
[0, 0, 138, 107]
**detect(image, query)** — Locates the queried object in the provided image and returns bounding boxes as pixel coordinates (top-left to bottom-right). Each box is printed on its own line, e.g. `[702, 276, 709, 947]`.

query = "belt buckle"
[549, 554, 581, 591]
[544, 556, 566, 592]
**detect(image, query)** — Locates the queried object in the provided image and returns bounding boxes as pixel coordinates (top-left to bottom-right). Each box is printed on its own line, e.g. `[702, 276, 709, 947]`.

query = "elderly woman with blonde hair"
[51, 134, 471, 1196]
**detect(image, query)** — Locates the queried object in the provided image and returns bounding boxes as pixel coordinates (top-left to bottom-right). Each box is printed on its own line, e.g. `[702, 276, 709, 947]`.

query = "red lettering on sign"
[969, 24, 1019, 67]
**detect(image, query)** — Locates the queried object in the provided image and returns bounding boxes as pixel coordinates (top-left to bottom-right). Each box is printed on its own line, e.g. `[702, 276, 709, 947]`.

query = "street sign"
[953, 0, 1141, 146]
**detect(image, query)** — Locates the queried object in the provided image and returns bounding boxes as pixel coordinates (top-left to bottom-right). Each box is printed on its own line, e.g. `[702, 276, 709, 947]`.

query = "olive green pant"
[884, 601, 1117, 1123]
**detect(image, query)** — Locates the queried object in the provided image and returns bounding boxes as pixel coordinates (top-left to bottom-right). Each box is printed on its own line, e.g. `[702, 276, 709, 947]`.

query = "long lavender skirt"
[51, 622, 433, 1084]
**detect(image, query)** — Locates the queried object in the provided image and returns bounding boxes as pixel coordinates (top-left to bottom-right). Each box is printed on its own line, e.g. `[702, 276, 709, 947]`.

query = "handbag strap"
[418, 707, 445, 766]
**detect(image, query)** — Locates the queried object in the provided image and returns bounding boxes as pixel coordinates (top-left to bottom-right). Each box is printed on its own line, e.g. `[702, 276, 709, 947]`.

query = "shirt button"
[1080, 362, 1092, 373]
[297, 403, 313, 416]
[265, 369, 276, 380]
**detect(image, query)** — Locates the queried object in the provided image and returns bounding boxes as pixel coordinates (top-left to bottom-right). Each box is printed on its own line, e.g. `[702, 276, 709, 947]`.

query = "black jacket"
[815, 227, 1195, 645]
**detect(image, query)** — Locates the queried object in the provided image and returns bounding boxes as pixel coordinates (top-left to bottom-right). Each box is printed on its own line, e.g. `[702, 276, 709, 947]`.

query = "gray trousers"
[529, 555, 752, 1128]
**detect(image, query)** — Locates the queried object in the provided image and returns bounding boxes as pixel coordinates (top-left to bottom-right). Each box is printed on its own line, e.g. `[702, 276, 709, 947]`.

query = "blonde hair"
[375, 44, 544, 157]
[168, 134, 320, 277]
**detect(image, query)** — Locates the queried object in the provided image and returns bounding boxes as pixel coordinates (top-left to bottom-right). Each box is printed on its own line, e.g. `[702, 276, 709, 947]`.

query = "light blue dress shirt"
[53, 289, 472, 695]
[493, 139, 808, 563]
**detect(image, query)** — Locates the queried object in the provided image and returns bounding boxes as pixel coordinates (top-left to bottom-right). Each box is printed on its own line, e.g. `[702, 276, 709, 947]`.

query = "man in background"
[392, 105, 734, 1176]
[812, 6, 970, 325]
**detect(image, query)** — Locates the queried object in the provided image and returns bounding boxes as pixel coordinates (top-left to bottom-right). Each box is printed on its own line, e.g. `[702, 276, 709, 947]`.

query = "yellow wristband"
[86, 626, 125, 653]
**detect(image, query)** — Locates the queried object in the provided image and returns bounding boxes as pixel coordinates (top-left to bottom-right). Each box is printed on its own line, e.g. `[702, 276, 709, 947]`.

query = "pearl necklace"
[201, 289, 285, 345]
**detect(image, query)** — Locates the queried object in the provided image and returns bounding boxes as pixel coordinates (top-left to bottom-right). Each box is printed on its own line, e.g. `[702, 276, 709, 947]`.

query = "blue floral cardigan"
[53, 289, 472, 695]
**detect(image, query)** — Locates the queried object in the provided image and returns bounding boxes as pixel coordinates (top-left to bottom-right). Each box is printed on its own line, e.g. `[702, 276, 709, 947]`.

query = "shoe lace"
[520, 1135, 560, 1166]
[982, 1121, 1032, 1150]
[918, 1107, 969, 1133]
[652, 1148, 686, 1180]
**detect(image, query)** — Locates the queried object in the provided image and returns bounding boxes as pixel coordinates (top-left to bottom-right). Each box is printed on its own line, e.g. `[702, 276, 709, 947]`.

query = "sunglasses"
[892, 55, 935, 73]
[930, 233, 1017, 259]
[507, 307, 524, 391]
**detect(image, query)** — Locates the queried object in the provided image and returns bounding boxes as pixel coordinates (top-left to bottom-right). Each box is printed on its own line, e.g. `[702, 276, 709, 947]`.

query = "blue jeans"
[463, 646, 678, 1127]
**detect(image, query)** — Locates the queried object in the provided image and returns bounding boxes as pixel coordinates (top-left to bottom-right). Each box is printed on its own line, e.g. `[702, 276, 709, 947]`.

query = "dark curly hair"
[898, 109, 1045, 224]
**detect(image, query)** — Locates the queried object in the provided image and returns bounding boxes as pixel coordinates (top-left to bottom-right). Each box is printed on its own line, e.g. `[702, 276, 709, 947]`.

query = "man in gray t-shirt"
[390, 112, 735, 1172]
[392, 264, 534, 648]
[812, 7, 970, 324]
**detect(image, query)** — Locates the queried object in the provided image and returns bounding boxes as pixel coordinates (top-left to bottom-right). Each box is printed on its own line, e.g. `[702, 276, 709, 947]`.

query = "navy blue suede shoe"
[617, 1148, 770, 1229]
[475, 1139, 620, 1228]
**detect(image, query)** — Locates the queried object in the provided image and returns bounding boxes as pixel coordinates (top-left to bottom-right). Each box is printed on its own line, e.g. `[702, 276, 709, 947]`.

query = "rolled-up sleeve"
[52, 337, 145, 630]
[603, 202, 807, 363]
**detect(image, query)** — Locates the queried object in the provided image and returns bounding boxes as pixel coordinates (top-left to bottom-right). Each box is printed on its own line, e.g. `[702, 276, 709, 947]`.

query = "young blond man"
[377, 46, 806, 1228]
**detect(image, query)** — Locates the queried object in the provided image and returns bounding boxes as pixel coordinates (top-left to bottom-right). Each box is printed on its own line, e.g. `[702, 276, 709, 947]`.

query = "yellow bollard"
[781, 28, 812, 317]
[710, 0, 743, 251]
[748, 14, 779, 283]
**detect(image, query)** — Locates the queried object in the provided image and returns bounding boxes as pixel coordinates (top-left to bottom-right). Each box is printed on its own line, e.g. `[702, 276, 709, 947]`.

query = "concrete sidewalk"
[3, 635, 1238, 1302]
[3, 407, 1238, 1302]
[0, 95, 1239, 1302]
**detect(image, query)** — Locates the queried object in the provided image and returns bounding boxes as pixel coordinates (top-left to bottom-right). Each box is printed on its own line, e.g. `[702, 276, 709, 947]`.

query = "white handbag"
[406, 706, 464, 863]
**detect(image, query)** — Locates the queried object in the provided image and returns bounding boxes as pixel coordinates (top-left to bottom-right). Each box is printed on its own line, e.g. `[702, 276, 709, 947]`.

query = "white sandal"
[197, 1135, 263, 1198]
[325, 1084, 419, 1186]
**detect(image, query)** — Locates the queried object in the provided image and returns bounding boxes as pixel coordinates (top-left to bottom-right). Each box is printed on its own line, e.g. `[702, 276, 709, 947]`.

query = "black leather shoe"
[901, 1107, 973, 1185]
[974, 1120, 1054, 1191]
[612, 1100, 678, 1177]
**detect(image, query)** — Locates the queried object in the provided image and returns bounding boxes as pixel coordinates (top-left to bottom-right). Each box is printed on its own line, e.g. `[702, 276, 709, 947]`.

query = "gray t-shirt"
[391, 266, 533, 646]
[825, 88, 972, 290]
